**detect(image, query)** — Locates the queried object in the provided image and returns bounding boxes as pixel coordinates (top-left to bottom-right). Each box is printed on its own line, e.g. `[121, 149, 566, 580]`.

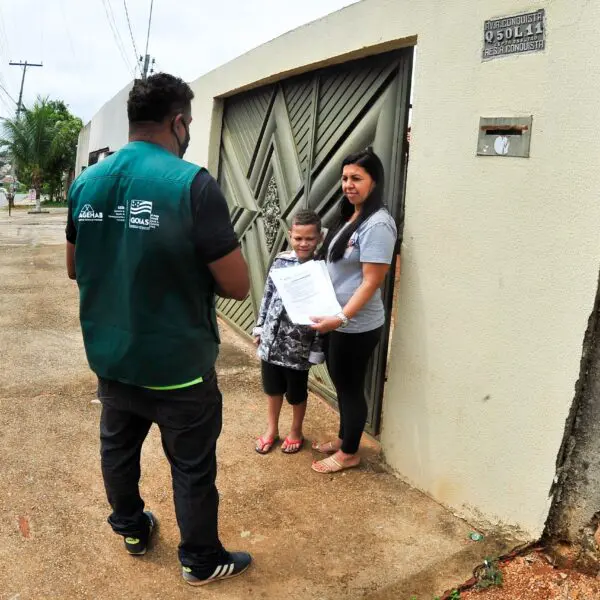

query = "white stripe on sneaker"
[207, 563, 235, 581]
[208, 565, 223, 580]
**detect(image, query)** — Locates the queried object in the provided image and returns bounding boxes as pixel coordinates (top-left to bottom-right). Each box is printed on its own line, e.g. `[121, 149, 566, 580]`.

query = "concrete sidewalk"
[0, 211, 519, 599]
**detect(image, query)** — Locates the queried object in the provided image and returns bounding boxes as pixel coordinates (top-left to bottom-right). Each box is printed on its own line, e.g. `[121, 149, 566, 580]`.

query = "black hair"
[127, 73, 194, 125]
[319, 147, 385, 262]
[291, 209, 321, 232]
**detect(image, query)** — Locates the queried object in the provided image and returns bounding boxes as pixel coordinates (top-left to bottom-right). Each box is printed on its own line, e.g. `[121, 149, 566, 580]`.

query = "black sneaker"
[182, 551, 252, 586]
[124, 511, 156, 556]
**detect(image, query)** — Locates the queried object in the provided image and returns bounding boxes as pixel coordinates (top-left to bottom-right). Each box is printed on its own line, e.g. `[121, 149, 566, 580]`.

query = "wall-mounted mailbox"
[477, 116, 532, 158]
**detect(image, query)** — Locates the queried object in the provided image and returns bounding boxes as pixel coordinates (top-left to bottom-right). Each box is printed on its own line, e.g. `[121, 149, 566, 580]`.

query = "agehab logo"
[78, 204, 103, 222]
[129, 199, 159, 230]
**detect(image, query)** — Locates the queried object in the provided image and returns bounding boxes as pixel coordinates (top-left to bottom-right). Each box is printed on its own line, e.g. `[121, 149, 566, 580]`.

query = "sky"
[0, 0, 359, 123]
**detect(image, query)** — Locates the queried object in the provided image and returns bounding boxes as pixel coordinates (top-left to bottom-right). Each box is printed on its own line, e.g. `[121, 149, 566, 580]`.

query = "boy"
[253, 209, 324, 454]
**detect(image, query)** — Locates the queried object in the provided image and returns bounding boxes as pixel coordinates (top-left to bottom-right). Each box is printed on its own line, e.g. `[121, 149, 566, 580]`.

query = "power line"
[0, 81, 16, 105]
[123, 0, 140, 71]
[39, 0, 45, 64]
[0, 71, 15, 99]
[106, 0, 132, 64]
[59, 0, 77, 59]
[106, 0, 134, 73]
[100, 0, 135, 76]
[0, 4, 11, 61]
[0, 88, 14, 115]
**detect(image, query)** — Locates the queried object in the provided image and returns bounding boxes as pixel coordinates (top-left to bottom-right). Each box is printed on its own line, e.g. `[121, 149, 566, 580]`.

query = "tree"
[543, 276, 600, 573]
[44, 100, 83, 201]
[0, 96, 82, 211]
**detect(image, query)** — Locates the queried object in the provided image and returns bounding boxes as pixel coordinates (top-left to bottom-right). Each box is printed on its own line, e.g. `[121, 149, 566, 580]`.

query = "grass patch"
[41, 200, 68, 208]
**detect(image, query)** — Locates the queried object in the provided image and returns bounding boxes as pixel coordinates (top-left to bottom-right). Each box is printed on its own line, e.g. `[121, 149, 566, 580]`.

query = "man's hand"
[208, 247, 249, 300]
[310, 315, 343, 334]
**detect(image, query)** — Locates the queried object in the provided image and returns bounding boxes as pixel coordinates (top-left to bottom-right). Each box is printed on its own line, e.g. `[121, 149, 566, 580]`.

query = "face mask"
[172, 118, 190, 158]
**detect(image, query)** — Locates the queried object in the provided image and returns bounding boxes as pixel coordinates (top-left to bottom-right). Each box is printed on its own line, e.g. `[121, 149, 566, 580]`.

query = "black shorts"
[261, 360, 309, 405]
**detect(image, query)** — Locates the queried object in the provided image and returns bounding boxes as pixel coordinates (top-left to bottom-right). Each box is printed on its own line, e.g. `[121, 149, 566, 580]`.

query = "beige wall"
[380, 0, 600, 537]
[74, 122, 90, 175]
[74, 0, 600, 537]
[75, 83, 131, 173]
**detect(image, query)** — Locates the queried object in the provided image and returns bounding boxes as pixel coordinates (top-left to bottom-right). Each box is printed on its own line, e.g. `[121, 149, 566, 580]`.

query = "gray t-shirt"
[327, 208, 397, 334]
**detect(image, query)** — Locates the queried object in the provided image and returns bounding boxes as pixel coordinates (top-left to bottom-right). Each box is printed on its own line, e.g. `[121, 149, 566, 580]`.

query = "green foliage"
[409, 590, 459, 600]
[475, 557, 503, 590]
[0, 96, 82, 199]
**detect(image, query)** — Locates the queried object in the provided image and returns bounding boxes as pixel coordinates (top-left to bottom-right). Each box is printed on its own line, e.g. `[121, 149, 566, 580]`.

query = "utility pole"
[140, 0, 155, 80]
[139, 54, 155, 80]
[9, 60, 43, 118]
[9, 61, 43, 214]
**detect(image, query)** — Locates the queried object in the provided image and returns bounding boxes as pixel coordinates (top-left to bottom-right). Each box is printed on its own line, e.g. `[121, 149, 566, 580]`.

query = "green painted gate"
[217, 48, 413, 434]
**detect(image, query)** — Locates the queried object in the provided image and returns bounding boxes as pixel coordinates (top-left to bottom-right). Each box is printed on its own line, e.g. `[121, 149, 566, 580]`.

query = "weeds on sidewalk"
[475, 557, 503, 590]
[410, 590, 460, 600]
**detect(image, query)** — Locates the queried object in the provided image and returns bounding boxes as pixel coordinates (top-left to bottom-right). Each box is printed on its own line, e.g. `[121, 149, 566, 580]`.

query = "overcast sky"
[0, 0, 359, 123]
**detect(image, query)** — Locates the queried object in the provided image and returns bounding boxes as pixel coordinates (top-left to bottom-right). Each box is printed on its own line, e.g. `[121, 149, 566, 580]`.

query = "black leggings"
[325, 327, 382, 454]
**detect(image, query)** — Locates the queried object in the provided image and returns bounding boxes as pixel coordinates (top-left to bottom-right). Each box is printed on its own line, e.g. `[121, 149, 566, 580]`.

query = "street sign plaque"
[483, 10, 545, 60]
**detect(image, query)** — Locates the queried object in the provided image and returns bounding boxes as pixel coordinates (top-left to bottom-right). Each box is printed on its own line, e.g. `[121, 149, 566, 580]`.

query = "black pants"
[325, 328, 382, 454]
[98, 368, 226, 571]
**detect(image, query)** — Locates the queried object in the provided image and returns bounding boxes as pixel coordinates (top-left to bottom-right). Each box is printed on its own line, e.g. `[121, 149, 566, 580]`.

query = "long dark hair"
[319, 147, 385, 262]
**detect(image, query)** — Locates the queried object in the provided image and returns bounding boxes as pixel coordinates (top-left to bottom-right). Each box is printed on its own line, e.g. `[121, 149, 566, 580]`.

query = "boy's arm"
[253, 268, 276, 333]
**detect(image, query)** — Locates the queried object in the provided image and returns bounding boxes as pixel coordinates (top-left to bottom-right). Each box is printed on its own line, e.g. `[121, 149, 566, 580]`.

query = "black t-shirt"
[66, 169, 238, 263]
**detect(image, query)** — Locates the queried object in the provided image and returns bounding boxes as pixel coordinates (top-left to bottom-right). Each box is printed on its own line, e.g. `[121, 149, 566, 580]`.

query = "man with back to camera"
[65, 73, 252, 586]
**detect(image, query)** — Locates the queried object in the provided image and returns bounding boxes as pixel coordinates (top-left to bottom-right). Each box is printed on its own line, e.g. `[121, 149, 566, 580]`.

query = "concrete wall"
[74, 0, 600, 537]
[75, 82, 131, 173]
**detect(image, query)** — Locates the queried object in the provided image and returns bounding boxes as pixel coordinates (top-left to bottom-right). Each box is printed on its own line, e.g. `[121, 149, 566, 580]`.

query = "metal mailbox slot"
[477, 116, 533, 158]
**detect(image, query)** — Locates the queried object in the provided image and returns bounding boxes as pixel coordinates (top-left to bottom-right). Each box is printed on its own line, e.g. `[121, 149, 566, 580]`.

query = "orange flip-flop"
[255, 435, 278, 454]
[281, 437, 304, 454]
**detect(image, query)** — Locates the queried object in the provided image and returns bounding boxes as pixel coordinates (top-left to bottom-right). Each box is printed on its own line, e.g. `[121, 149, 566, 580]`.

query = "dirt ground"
[1, 209, 521, 600]
[460, 551, 600, 600]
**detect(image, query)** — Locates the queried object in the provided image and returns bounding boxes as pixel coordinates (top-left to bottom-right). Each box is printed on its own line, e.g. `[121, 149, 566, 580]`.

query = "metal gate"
[217, 48, 413, 434]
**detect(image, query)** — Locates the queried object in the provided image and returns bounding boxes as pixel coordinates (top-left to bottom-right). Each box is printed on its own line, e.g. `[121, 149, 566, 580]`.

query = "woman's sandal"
[311, 455, 360, 474]
[255, 435, 278, 454]
[311, 440, 339, 454]
[281, 437, 304, 454]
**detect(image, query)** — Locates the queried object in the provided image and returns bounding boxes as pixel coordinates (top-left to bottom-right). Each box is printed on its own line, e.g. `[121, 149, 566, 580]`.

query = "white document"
[269, 260, 342, 325]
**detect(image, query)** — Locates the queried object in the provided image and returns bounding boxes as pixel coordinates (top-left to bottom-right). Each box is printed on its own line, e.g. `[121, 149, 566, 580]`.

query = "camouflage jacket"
[252, 252, 324, 371]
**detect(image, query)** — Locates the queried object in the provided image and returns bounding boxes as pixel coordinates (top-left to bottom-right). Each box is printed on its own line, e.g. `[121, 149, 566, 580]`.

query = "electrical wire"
[39, 0, 45, 64]
[144, 0, 154, 58]
[100, 0, 135, 76]
[0, 69, 15, 99]
[59, 0, 77, 59]
[105, 0, 134, 71]
[0, 80, 16, 105]
[0, 78, 15, 115]
[0, 4, 11, 61]
[106, 0, 135, 70]
[0, 90, 14, 115]
[123, 0, 140, 72]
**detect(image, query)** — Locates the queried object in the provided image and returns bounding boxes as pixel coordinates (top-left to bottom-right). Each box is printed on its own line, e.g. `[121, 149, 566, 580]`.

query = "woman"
[310, 148, 397, 474]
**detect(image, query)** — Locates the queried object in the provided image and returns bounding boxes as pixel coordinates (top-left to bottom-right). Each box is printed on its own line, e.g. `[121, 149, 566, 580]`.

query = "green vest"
[70, 141, 219, 388]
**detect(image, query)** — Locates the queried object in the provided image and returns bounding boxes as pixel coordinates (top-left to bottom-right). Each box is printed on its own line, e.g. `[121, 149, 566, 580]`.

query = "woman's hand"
[310, 315, 343, 334]
[253, 336, 261, 346]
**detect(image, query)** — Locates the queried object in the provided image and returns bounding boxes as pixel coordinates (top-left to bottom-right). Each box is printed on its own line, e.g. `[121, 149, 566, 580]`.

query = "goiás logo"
[129, 200, 159, 230]
[78, 204, 103, 222]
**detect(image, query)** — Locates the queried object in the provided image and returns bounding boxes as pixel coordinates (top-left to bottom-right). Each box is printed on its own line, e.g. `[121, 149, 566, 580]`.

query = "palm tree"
[0, 97, 65, 212]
